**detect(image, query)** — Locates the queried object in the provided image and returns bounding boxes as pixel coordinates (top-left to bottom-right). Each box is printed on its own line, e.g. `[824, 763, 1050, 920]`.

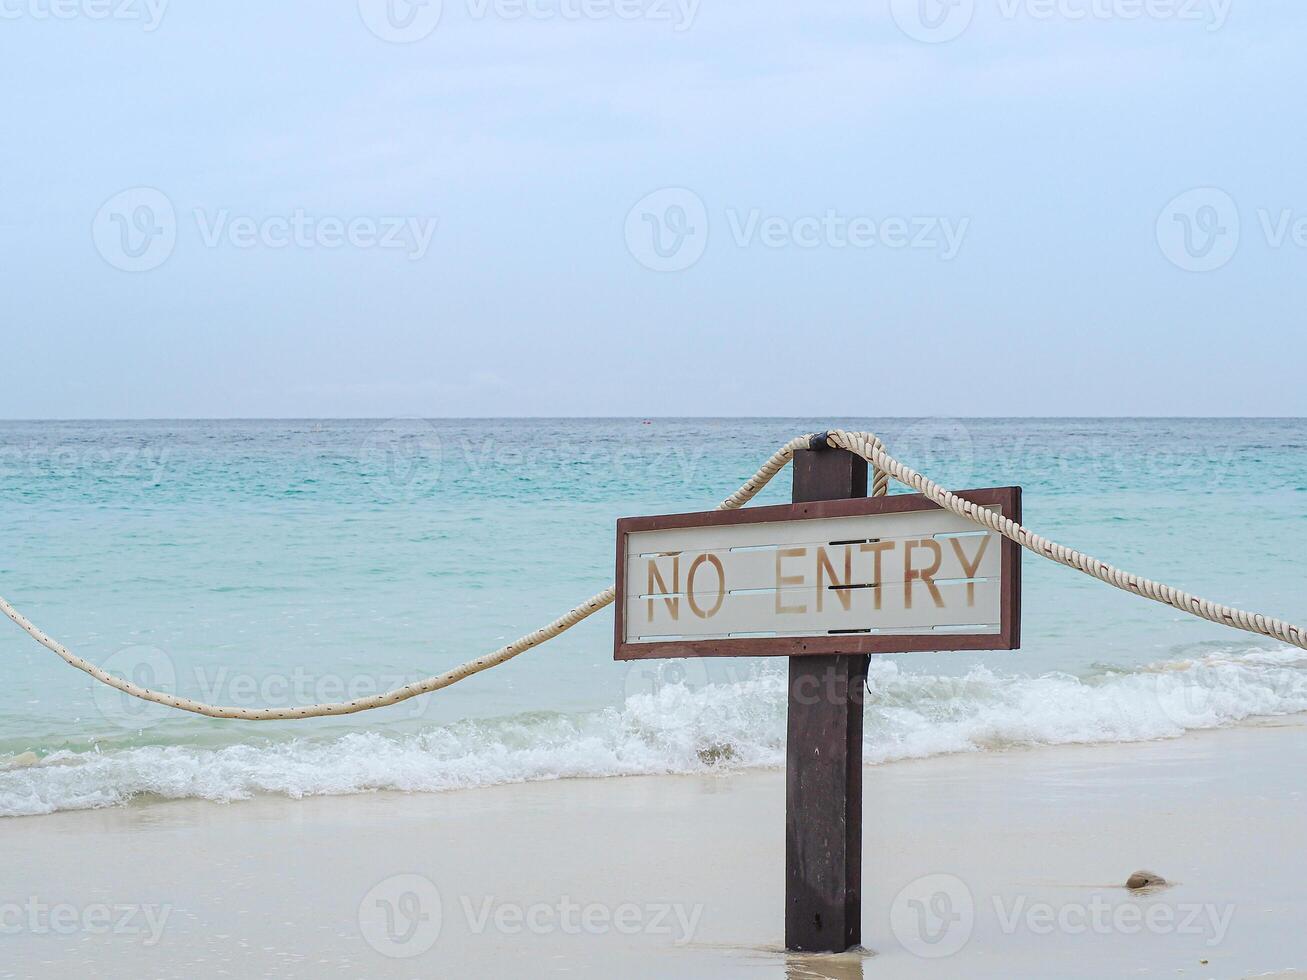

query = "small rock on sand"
[1126, 870, 1167, 890]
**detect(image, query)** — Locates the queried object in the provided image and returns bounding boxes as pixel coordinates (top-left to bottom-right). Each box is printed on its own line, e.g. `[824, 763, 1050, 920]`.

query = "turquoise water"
[3, 418, 1307, 816]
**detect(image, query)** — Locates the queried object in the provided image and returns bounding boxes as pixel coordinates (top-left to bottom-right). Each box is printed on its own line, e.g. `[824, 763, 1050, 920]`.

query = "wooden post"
[614, 440, 1020, 948]
[785, 444, 868, 952]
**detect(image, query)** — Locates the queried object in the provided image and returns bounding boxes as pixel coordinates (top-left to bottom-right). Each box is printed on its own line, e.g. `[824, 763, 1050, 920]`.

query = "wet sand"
[4, 720, 1307, 978]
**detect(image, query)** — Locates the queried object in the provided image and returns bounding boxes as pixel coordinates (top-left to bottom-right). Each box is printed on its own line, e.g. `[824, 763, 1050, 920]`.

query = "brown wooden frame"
[613, 486, 1022, 661]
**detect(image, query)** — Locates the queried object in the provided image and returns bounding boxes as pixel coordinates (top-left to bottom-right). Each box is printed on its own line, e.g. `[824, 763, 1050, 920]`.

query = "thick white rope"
[0, 431, 1302, 721]
[824, 429, 1307, 652]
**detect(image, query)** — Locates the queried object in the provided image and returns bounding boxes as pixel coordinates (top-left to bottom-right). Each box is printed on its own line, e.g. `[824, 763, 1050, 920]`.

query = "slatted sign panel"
[614, 487, 1021, 660]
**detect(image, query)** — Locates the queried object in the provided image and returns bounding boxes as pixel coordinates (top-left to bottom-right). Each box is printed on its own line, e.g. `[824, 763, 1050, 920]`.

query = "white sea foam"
[4, 646, 1307, 818]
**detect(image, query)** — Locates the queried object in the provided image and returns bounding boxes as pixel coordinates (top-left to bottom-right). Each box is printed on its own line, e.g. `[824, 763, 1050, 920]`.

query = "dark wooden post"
[785, 442, 868, 952]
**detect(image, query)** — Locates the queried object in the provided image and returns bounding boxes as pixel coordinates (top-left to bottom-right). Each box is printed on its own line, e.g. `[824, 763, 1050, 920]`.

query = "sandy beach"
[5, 0, 1303, 968]
[3, 718, 1305, 979]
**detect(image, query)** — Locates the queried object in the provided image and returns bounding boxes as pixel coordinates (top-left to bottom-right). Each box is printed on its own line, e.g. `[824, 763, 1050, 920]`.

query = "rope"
[825, 429, 1307, 652]
[0, 431, 1302, 721]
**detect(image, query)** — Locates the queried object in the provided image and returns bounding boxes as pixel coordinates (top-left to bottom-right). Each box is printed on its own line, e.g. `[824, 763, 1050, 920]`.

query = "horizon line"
[1, 415, 1305, 423]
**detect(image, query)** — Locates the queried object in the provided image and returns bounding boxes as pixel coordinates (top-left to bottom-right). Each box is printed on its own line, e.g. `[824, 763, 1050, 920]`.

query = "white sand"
[4, 720, 1307, 979]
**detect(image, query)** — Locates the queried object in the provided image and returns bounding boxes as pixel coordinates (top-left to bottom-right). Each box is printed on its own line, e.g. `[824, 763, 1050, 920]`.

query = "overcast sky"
[1, 1, 1303, 418]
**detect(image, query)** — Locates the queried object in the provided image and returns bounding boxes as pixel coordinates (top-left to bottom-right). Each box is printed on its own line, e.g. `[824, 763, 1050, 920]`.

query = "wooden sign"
[614, 487, 1021, 661]
[615, 442, 1022, 954]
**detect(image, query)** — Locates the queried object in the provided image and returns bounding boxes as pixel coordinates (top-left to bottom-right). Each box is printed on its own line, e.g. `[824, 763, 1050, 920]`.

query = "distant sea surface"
[3, 418, 1306, 817]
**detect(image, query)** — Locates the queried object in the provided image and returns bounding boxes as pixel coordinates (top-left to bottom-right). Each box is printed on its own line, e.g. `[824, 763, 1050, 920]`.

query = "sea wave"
[4, 644, 1307, 818]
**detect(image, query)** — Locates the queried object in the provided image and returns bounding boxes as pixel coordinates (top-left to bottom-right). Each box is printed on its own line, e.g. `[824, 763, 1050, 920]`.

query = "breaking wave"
[4, 644, 1307, 817]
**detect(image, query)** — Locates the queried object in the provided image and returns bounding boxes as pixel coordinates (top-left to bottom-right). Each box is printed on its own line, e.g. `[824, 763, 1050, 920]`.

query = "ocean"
[2, 418, 1306, 818]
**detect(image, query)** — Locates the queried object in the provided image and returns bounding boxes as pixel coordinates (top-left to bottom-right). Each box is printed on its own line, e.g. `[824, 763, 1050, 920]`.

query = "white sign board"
[614, 489, 1020, 659]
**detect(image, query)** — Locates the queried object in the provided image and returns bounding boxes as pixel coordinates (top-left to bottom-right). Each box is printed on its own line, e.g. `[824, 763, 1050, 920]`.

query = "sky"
[1, 0, 1304, 418]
